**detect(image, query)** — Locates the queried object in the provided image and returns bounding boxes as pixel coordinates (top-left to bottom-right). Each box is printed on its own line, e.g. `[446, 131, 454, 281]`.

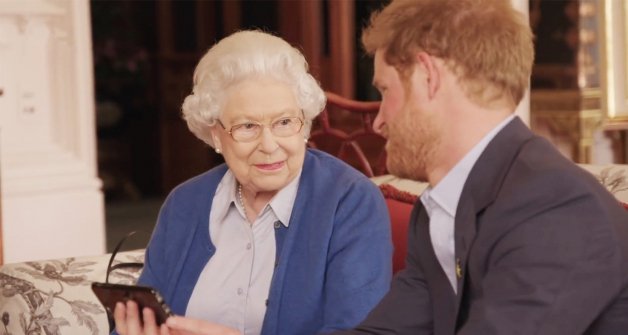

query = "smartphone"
[91, 282, 173, 326]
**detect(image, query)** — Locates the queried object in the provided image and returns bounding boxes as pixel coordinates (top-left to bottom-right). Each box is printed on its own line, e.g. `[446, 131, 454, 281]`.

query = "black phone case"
[91, 282, 173, 326]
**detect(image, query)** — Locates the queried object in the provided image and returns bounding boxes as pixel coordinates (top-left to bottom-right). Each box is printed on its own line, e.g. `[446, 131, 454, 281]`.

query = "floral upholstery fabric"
[372, 164, 628, 204]
[578, 164, 628, 203]
[0, 250, 143, 335]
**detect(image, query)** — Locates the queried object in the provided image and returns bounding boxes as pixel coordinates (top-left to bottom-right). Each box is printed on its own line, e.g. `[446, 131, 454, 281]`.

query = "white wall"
[512, 0, 531, 125]
[0, 0, 105, 263]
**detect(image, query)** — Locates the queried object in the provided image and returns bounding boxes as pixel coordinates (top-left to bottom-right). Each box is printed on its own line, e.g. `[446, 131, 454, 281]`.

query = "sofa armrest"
[371, 175, 427, 274]
[0, 250, 144, 335]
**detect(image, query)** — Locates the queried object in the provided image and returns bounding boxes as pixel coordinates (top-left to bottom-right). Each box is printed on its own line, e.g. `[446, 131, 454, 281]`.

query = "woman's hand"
[164, 316, 241, 335]
[114, 301, 240, 335]
[113, 300, 169, 335]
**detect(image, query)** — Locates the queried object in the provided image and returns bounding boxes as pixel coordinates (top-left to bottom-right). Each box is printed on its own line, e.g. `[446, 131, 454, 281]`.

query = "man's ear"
[415, 52, 440, 99]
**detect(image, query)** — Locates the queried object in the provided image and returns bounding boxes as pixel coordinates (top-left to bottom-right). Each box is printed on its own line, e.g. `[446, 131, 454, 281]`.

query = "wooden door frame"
[279, 0, 355, 98]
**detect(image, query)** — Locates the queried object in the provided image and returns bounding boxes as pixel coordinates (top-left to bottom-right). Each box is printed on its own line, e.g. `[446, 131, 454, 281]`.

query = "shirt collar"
[212, 170, 239, 224]
[422, 115, 516, 217]
[267, 170, 301, 227]
[215, 169, 301, 227]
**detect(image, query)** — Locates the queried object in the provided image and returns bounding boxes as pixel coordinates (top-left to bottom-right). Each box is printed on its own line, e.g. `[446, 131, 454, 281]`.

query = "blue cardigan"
[137, 149, 393, 334]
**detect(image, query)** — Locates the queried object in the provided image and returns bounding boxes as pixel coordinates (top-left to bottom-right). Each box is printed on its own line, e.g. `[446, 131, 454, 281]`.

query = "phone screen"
[91, 282, 173, 326]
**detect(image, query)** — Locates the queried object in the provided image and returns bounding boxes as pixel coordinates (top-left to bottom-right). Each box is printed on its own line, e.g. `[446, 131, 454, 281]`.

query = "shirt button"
[237, 288, 243, 295]
[274, 221, 281, 229]
[246, 243, 252, 250]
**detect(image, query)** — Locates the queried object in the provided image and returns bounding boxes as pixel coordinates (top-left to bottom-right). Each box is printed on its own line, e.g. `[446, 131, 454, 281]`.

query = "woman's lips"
[255, 161, 284, 171]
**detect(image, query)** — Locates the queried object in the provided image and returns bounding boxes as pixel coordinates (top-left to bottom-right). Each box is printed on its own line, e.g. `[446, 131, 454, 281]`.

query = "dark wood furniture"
[308, 92, 385, 178]
[153, 1, 361, 193]
[309, 92, 419, 274]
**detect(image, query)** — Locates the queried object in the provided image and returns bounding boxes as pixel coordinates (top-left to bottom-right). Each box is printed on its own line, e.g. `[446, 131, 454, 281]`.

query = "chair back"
[308, 92, 386, 177]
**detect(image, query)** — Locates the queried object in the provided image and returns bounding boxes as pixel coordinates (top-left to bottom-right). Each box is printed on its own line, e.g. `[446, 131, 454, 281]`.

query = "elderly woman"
[113, 30, 392, 335]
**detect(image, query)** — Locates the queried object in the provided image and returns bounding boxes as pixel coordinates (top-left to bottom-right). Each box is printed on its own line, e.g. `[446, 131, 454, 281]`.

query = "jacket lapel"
[452, 117, 535, 323]
[415, 203, 457, 335]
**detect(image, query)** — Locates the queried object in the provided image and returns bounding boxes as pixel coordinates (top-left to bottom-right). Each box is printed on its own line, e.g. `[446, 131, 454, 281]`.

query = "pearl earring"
[303, 138, 308, 143]
[215, 148, 221, 154]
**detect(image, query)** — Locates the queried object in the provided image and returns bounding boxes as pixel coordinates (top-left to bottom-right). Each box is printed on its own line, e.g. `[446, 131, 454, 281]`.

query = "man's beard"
[384, 106, 440, 183]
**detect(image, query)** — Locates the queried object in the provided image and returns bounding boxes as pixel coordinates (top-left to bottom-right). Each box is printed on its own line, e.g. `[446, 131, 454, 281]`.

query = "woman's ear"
[209, 127, 223, 153]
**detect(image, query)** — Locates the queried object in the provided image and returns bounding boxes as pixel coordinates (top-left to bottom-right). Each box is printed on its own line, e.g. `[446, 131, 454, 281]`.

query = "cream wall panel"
[602, 0, 628, 119]
[512, 0, 531, 125]
[0, 0, 105, 263]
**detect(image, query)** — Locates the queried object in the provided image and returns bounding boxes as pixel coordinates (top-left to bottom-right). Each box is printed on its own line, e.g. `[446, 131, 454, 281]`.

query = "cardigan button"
[273, 221, 281, 229]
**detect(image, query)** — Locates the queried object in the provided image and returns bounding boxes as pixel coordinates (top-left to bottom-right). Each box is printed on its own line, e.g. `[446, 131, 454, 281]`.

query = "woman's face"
[211, 78, 307, 194]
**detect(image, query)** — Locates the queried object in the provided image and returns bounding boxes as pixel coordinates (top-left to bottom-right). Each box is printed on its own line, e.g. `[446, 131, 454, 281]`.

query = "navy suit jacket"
[336, 117, 628, 335]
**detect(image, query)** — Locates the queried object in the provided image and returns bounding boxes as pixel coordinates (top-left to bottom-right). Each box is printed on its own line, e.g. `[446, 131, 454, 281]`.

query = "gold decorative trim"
[604, 116, 628, 131]
[530, 89, 605, 163]
[530, 88, 602, 112]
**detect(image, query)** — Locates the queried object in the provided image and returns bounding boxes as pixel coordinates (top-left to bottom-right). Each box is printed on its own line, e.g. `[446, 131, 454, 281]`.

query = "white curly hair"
[181, 30, 326, 147]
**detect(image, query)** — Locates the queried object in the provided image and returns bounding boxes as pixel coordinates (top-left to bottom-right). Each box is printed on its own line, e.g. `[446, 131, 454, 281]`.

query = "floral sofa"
[0, 164, 626, 335]
[0, 250, 144, 335]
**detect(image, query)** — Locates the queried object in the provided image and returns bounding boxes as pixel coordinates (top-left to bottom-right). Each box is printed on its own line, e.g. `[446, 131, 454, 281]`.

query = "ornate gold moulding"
[530, 88, 604, 163]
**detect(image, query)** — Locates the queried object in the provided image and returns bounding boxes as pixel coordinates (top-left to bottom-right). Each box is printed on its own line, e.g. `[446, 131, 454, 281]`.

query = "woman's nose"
[258, 127, 279, 152]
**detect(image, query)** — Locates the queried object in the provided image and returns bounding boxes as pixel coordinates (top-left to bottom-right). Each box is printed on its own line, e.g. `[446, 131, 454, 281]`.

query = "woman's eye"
[242, 123, 258, 130]
[277, 118, 292, 126]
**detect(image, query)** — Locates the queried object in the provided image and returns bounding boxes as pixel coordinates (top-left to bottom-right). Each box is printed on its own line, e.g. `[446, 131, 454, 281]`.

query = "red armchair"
[308, 92, 386, 178]
[309, 92, 416, 274]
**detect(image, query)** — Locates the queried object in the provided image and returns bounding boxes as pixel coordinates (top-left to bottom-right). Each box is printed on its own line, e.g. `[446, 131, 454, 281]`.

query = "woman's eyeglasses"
[217, 117, 305, 143]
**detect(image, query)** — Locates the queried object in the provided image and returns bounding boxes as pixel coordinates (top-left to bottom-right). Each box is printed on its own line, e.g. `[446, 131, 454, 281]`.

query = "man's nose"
[372, 110, 386, 136]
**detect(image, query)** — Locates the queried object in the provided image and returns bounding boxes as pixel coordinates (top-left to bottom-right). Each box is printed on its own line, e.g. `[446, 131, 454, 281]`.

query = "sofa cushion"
[371, 174, 428, 196]
[0, 250, 143, 335]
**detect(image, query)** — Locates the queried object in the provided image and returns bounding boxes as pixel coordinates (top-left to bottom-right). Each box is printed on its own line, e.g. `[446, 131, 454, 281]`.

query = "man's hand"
[164, 316, 241, 335]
